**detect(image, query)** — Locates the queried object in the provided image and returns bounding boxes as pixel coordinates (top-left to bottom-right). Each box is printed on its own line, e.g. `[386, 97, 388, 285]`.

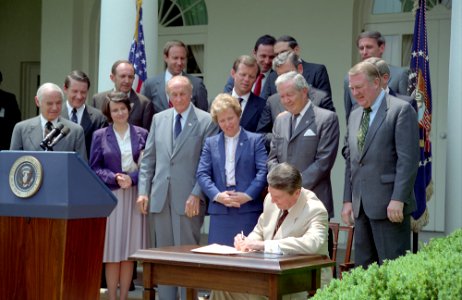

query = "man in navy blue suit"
[226, 55, 266, 132]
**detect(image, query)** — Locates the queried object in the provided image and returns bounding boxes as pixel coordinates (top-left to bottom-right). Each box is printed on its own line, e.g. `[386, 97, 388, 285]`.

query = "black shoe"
[129, 280, 135, 291]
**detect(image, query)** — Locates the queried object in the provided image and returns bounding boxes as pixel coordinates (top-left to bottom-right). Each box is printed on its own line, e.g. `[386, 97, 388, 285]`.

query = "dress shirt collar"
[66, 101, 85, 122]
[40, 115, 59, 128]
[173, 102, 193, 123]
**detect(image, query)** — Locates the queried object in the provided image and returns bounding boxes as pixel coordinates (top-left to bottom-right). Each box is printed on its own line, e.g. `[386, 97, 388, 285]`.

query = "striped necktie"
[357, 107, 372, 152]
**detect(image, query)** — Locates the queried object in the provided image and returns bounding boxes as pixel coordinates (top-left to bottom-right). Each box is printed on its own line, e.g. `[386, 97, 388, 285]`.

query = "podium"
[0, 151, 117, 300]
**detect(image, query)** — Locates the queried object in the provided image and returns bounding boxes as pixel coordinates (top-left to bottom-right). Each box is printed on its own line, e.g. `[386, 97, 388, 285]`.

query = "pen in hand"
[241, 230, 245, 240]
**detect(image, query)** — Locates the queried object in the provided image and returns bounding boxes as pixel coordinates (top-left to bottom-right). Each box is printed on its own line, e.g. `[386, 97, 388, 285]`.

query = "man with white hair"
[10, 82, 87, 161]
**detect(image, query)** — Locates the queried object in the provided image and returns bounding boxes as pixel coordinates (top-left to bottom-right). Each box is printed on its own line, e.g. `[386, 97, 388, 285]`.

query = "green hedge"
[313, 229, 462, 300]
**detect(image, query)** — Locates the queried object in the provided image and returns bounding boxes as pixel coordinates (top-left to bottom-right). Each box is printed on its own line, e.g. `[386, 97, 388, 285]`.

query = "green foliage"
[312, 229, 462, 300]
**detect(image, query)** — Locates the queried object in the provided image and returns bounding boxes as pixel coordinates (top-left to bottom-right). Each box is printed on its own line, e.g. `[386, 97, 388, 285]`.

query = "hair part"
[267, 163, 302, 194]
[254, 34, 276, 52]
[64, 70, 91, 89]
[210, 93, 242, 123]
[356, 31, 386, 47]
[272, 51, 301, 70]
[232, 55, 260, 74]
[275, 71, 308, 91]
[349, 61, 382, 83]
[276, 35, 299, 50]
[102, 91, 131, 122]
[163, 40, 188, 57]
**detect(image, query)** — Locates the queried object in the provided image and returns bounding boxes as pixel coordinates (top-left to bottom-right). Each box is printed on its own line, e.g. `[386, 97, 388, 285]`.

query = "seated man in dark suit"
[227, 55, 266, 132]
[274, 35, 332, 98]
[61, 70, 107, 158]
[92, 60, 154, 130]
[0, 70, 21, 150]
[142, 40, 209, 114]
[224, 34, 277, 100]
[10, 82, 87, 161]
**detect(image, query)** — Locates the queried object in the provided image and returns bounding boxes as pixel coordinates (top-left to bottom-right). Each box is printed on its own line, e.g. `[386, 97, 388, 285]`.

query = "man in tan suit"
[211, 163, 330, 300]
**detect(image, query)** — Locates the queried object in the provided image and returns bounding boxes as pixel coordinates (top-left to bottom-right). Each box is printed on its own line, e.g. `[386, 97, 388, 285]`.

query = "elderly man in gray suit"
[342, 61, 419, 269]
[141, 40, 209, 114]
[344, 31, 410, 122]
[267, 71, 339, 219]
[137, 75, 217, 300]
[257, 52, 335, 150]
[10, 82, 87, 161]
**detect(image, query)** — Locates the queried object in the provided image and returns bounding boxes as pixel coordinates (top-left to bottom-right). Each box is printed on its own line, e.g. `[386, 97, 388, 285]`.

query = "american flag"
[408, 0, 432, 230]
[128, 0, 147, 93]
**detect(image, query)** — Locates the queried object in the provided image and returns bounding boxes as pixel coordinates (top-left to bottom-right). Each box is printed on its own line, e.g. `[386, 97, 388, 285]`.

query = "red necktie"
[253, 73, 265, 96]
[168, 100, 173, 108]
[272, 210, 289, 239]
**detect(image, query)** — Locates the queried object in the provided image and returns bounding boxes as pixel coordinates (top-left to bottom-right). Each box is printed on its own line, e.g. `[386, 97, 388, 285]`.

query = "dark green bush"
[312, 229, 462, 300]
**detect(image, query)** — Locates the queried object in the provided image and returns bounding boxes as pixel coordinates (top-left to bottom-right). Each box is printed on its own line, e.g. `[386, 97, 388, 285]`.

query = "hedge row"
[312, 229, 462, 299]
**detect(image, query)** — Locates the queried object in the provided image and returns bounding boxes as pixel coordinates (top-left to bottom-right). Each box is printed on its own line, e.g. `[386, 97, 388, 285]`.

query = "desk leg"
[268, 276, 282, 300]
[186, 288, 197, 300]
[142, 263, 156, 300]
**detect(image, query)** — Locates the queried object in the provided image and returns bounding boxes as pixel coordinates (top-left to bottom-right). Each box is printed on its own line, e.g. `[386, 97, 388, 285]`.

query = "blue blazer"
[196, 129, 268, 214]
[240, 92, 266, 132]
[89, 124, 148, 190]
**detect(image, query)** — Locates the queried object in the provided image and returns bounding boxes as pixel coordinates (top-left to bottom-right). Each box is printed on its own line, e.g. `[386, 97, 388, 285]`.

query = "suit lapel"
[217, 133, 226, 186]
[275, 191, 306, 239]
[240, 93, 257, 127]
[290, 105, 315, 141]
[172, 107, 197, 156]
[158, 76, 169, 110]
[361, 95, 388, 158]
[106, 125, 122, 163]
[28, 117, 43, 151]
[235, 129, 247, 164]
[80, 107, 92, 133]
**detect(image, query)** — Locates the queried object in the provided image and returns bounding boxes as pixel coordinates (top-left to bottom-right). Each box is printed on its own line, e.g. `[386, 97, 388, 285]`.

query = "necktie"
[253, 73, 265, 97]
[44, 121, 53, 137]
[174, 114, 182, 139]
[290, 114, 300, 138]
[357, 107, 372, 152]
[168, 100, 173, 108]
[71, 108, 78, 123]
[238, 98, 244, 107]
[272, 210, 289, 239]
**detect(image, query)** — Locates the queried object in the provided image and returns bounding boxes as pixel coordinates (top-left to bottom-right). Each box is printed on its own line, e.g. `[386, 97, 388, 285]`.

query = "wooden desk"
[130, 245, 333, 300]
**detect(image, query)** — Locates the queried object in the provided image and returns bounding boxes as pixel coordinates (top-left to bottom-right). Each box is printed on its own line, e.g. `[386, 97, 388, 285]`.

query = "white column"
[445, 1, 462, 234]
[98, 0, 157, 91]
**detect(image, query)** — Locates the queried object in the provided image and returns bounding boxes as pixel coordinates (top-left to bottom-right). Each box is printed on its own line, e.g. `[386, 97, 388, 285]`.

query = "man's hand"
[387, 200, 404, 223]
[185, 195, 200, 218]
[233, 233, 264, 252]
[137, 195, 149, 215]
[341, 202, 354, 226]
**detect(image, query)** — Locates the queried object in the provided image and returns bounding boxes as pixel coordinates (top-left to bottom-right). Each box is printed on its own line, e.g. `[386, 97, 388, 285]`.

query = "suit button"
[166, 176, 170, 180]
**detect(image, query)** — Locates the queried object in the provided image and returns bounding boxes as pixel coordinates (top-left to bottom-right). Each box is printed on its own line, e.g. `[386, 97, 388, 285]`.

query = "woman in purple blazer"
[89, 92, 148, 300]
[196, 94, 267, 246]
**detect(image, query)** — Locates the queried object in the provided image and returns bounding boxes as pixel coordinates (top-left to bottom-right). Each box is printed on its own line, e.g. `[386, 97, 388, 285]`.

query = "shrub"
[312, 229, 462, 300]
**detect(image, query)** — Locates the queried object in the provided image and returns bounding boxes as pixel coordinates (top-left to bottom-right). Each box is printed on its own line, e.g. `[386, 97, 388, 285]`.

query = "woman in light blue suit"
[197, 93, 268, 246]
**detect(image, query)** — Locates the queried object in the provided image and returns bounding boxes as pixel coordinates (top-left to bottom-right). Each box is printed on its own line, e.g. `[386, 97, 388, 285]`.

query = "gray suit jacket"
[343, 65, 409, 122]
[267, 104, 339, 217]
[257, 87, 335, 150]
[61, 104, 107, 158]
[138, 105, 218, 215]
[343, 94, 419, 219]
[91, 89, 154, 130]
[142, 72, 209, 114]
[10, 116, 88, 161]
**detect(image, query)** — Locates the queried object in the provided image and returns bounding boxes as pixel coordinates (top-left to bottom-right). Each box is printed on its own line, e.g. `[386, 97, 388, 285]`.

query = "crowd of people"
[3, 31, 420, 300]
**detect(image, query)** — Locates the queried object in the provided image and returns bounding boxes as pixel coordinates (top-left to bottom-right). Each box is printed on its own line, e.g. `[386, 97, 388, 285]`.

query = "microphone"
[48, 126, 71, 148]
[40, 123, 64, 150]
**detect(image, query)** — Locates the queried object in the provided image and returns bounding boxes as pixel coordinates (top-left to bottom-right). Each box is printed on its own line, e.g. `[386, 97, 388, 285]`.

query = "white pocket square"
[304, 129, 316, 136]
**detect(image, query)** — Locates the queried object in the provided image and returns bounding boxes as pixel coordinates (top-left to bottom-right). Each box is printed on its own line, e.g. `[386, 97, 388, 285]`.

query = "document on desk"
[191, 244, 244, 255]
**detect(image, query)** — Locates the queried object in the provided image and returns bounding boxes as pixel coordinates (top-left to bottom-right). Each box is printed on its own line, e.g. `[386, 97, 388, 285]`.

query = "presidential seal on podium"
[9, 155, 43, 198]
